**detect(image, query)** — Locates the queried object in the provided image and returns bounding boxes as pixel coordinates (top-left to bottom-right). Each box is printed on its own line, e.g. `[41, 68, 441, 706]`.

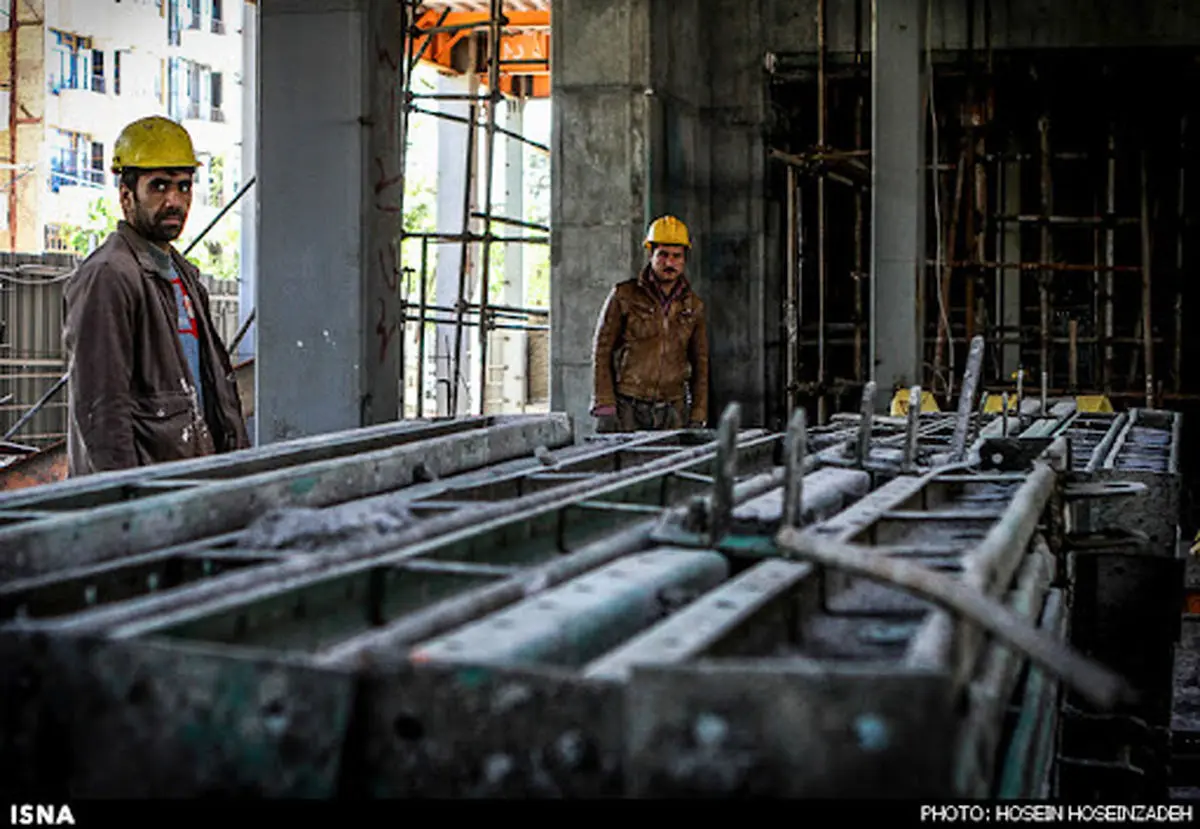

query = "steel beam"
[0, 415, 575, 580]
[2, 431, 781, 639]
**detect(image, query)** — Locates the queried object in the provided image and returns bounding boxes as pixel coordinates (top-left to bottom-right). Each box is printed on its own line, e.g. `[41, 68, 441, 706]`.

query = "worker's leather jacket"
[62, 221, 250, 476]
[591, 266, 709, 425]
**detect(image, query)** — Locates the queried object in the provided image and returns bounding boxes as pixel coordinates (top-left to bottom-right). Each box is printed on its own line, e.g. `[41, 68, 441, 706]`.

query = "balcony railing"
[210, 106, 225, 123]
[211, 19, 225, 34]
[185, 101, 201, 120]
[91, 76, 105, 94]
[48, 167, 105, 192]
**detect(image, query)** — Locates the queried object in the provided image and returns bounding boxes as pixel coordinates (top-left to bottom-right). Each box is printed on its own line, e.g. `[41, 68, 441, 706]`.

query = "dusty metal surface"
[0, 394, 1188, 799]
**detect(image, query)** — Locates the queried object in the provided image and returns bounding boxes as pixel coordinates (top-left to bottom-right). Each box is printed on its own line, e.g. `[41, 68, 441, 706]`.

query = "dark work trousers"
[597, 395, 685, 432]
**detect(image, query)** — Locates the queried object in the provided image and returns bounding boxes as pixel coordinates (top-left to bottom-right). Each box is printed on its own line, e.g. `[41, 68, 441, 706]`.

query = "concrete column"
[551, 0, 653, 436]
[238, 0, 257, 365]
[552, 0, 718, 433]
[499, 94, 526, 411]
[870, 0, 926, 400]
[433, 70, 474, 417]
[256, 0, 403, 442]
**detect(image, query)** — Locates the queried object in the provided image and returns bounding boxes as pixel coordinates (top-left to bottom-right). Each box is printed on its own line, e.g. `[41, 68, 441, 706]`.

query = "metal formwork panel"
[1088, 408, 1182, 555]
[0, 393, 1163, 799]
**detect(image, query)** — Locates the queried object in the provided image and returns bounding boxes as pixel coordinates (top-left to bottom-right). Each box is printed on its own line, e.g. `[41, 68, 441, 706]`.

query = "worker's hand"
[592, 404, 618, 434]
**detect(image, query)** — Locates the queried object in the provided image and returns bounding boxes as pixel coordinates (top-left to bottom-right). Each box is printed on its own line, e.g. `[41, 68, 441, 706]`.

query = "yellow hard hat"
[111, 116, 201, 173]
[644, 215, 690, 249]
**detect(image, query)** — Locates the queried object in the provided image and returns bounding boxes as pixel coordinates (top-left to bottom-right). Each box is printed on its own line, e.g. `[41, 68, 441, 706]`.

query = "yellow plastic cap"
[111, 116, 201, 173]
[644, 215, 690, 249]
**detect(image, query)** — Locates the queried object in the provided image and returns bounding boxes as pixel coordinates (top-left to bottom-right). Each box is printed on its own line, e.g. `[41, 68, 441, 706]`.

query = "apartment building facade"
[0, 0, 244, 253]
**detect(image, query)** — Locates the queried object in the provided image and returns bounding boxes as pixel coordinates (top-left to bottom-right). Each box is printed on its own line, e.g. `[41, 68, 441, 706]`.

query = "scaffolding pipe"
[1139, 150, 1155, 409]
[476, 0, 504, 415]
[417, 237, 429, 418]
[1176, 114, 1186, 395]
[1104, 123, 1116, 395]
[785, 164, 798, 414]
[816, 0, 828, 423]
[450, 38, 480, 417]
[853, 0, 865, 383]
[1038, 113, 1052, 398]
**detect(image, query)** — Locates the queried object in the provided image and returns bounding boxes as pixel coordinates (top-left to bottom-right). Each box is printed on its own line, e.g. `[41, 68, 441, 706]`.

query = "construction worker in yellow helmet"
[590, 215, 710, 433]
[62, 115, 248, 476]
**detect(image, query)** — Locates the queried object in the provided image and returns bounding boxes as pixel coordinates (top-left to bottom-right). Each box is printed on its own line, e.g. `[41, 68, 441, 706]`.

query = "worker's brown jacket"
[62, 221, 249, 476]
[591, 266, 709, 424]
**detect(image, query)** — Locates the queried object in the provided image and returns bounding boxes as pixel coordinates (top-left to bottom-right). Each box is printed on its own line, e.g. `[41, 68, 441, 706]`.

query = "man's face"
[650, 245, 686, 283]
[121, 169, 193, 244]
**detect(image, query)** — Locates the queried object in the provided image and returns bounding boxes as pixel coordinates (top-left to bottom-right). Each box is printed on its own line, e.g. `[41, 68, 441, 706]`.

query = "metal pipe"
[470, 211, 548, 233]
[394, 2, 415, 417]
[782, 408, 807, 527]
[855, 381, 876, 466]
[1104, 125, 1116, 393]
[401, 230, 548, 244]
[2, 373, 67, 442]
[450, 38, 479, 416]
[182, 176, 256, 257]
[1038, 114, 1052, 398]
[1067, 319, 1077, 391]
[853, 0, 865, 383]
[408, 105, 551, 154]
[7, 7, 18, 251]
[1139, 150, 1154, 408]
[950, 336, 984, 461]
[902, 385, 920, 472]
[927, 259, 1138, 273]
[934, 153, 967, 396]
[476, 0, 503, 415]
[417, 238, 429, 418]
[228, 309, 255, 354]
[709, 403, 741, 542]
[1176, 115, 1186, 395]
[786, 164, 798, 414]
[816, 0, 827, 424]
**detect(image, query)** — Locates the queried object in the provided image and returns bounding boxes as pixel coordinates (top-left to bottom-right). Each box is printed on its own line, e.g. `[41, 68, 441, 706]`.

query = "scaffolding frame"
[397, 0, 552, 419]
[766, 0, 1197, 427]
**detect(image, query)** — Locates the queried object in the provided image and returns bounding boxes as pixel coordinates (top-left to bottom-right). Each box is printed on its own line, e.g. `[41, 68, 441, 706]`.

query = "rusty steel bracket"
[774, 526, 1136, 711]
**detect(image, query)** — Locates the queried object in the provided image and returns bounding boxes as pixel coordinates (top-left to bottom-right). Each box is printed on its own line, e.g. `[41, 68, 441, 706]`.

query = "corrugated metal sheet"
[0, 253, 76, 448]
[0, 253, 242, 448]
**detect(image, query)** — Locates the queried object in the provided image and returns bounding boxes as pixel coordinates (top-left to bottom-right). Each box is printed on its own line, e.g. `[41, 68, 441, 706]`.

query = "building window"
[187, 0, 201, 30]
[210, 0, 224, 34]
[48, 129, 104, 191]
[210, 71, 223, 121]
[186, 61, 202, 119]
[48, 31, 93, 94]
[44, 224, 72, 253]
[114, 50, 121, 95]
[167, 57, 181, 119]
[90, 50, 105, 93]
[167, 0, 181, 45]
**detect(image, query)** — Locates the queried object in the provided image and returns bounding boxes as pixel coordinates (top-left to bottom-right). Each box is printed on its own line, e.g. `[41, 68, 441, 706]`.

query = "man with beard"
[590, 215, 710, 433]
[62, 116, 249, 476]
